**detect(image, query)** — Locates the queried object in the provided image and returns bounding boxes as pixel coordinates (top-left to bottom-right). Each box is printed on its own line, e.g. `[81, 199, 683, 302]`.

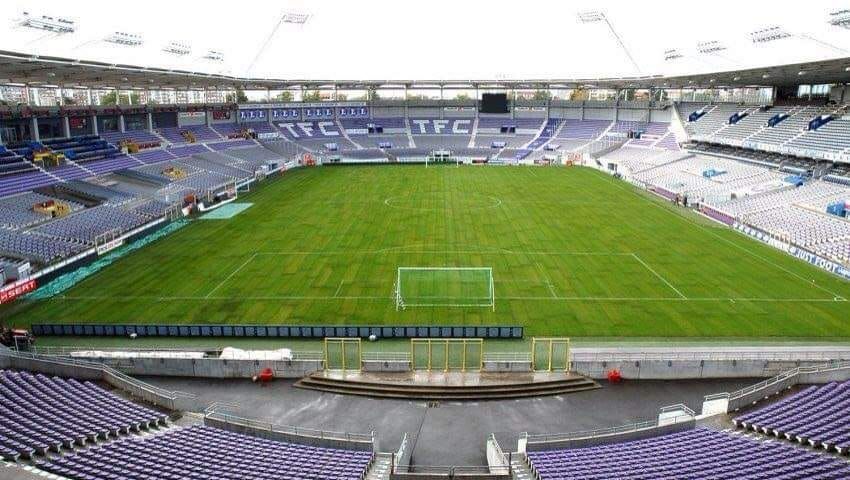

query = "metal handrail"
[30, 345, 324, 361]
[391, 465, 512, 474]
[571, 350, 850, 362]
[525, 414, 694, 444]
[483, 352, 532, 362]
[727, 359, 850, 401]
[1, 350, 196, 410]
[205, 409, 375, 444]
[362, 352, 410, 362]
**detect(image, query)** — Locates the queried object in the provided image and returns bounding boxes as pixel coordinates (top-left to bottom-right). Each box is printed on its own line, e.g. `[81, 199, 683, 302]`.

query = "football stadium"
[2, 1, 850, 478]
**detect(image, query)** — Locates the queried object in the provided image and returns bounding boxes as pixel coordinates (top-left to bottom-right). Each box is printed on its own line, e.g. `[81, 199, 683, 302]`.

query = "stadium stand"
[0, 370, 166, 460]
[31, 205, 150, 244]
[0, 229, 87, 264]
[0, 192, 84, 230]
[35, 424, 373, 480]
[157, 125, 222, 144]
[733, 381, 850, 452]
[526, 427, 850, 480]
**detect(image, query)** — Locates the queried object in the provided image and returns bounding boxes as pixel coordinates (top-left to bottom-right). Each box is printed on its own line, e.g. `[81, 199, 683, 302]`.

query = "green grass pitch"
[4, 165, 850, 338]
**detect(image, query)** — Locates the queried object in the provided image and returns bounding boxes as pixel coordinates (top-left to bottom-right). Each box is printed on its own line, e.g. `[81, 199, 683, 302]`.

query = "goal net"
[395, 267, 494, 310]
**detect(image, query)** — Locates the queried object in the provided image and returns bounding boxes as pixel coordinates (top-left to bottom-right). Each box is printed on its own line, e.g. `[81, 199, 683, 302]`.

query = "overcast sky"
[2, 0, 849, 81]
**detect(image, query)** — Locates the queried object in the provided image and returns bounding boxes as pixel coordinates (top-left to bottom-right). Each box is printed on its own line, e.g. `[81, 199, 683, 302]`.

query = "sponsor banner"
[734, 222, 850, 280]
[178, 112, 205, 119]
[337, 107, 368, 117]
[96, 238, 124, 256]
[240, 102, 367, 110]
[238, 109, 267, 122]
[788, 246, 850, 281]
[0, 278, 37, 304]
[212, 111, 232, 120]
[257, 132, 281, 140]
[271, 108, 300, 120]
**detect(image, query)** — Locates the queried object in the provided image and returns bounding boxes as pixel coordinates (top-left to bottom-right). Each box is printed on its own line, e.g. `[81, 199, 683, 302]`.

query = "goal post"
[395, 267, 495, 311]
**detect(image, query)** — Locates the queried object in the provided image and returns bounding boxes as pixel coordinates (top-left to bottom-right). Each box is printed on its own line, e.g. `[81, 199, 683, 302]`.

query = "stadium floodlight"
[663, 49, 683, 61]
[576, 10, 641, 73]
[104, 31, 143, 46]
[203, 50, 225, 62]
[246, 10, 312, 75]
[17, 11, 76, 34]
[281, 12, 311, 24]
[697, 41, 726, 54]
[750, 26, 791, 43]
[828, 9, 850, 29]
[163, 41, 192, 56]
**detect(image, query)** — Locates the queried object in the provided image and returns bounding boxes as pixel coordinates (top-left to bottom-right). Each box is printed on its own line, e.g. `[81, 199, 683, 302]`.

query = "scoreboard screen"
[480, 93, 509, 114]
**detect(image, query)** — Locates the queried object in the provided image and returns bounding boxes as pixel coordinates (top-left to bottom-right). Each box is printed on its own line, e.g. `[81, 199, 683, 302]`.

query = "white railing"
[362, 352, 410, 362]
[391, 465, 512, 475]
[204, 408, 375, 445]
[728, 359, 850, 402]
[483, 352, 531, 362]
[29, 345, 324, 361]
[1, 350, 196, 411]
[571, 349, 850, 362]
[524, 413, 694, 445]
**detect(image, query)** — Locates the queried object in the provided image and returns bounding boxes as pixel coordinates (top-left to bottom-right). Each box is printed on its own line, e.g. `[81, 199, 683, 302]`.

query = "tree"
[335, 93, 348, 101]
[455, 93, 471, 101]
[367, 86, 380, 101]
[302, 90, 322, 102]
[569, 88, 589, 101]
[99, 91, 140, 106]
[61, 96, 77, 106]
[275, 91, 294, 102]
[532, 90, 552, 101]
[226, 87, 248, 103]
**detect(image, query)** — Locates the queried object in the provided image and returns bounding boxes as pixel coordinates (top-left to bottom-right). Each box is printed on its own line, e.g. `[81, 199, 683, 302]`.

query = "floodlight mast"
[163, 41, 192, 56]
[828, 9, 850, 29]
[17, 11, 76, 34]
[577, 10, 641, 74]
[246, 11, 311, 76]
[104, 32, 144, 46]
[751, 25, 849, 55]
[663, 49, 683, 61]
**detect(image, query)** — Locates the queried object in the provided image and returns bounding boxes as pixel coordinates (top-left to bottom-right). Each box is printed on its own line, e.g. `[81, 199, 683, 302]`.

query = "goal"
[395, 267, 495, 311]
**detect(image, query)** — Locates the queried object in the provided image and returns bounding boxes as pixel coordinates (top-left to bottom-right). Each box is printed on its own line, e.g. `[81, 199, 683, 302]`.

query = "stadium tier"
[733, 381, 850, 452]
[0, 370, 166, 460]
[35, 424, 373, 480]
[525, 427, 850, 479]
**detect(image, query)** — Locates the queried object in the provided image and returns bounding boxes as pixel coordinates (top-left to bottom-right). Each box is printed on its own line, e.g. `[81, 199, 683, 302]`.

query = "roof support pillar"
[30, 116, 40, 142]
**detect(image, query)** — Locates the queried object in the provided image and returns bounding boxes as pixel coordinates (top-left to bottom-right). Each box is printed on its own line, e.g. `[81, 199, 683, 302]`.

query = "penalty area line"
[204, 253, 258, 299]
[631, 253, 687, 299]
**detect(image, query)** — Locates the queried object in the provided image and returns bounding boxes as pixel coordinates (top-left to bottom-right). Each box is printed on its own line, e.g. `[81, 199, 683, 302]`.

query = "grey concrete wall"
[76, 356, 323, 378]
[4, 355, 103, 380]
[483, 361, 531, 372]
[525, 420, 695, 451]
[204, 416, 374, 451]
[363, 360, 410, 372]
[574, 359, 832, 380]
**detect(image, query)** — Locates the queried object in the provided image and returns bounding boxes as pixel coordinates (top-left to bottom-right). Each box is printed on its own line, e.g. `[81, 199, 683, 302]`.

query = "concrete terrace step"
[294, 371, 600, 400]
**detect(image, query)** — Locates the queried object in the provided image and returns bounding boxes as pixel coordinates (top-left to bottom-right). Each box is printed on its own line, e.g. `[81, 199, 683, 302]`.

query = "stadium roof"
[1, 49, 848, 92]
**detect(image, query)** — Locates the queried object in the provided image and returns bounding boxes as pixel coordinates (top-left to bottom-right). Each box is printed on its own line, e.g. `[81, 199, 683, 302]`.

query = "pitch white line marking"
[603, 174, 847, 296]
[334, 280, 345, 298]
[204, 253, 258, 299]
[631, 253, 687, 299]
[54, 295, 846, 303]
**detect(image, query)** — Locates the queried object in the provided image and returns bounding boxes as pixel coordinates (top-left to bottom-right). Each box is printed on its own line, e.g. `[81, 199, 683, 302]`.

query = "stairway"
[511, 453, 534, 480]
[365, 452, 392, 480]
[294, 372, 600, 400]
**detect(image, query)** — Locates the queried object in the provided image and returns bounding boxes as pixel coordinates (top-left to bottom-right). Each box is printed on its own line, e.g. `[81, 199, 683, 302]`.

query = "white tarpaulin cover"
[69, 350, 206, 359]
[218, 347, 293, 361]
